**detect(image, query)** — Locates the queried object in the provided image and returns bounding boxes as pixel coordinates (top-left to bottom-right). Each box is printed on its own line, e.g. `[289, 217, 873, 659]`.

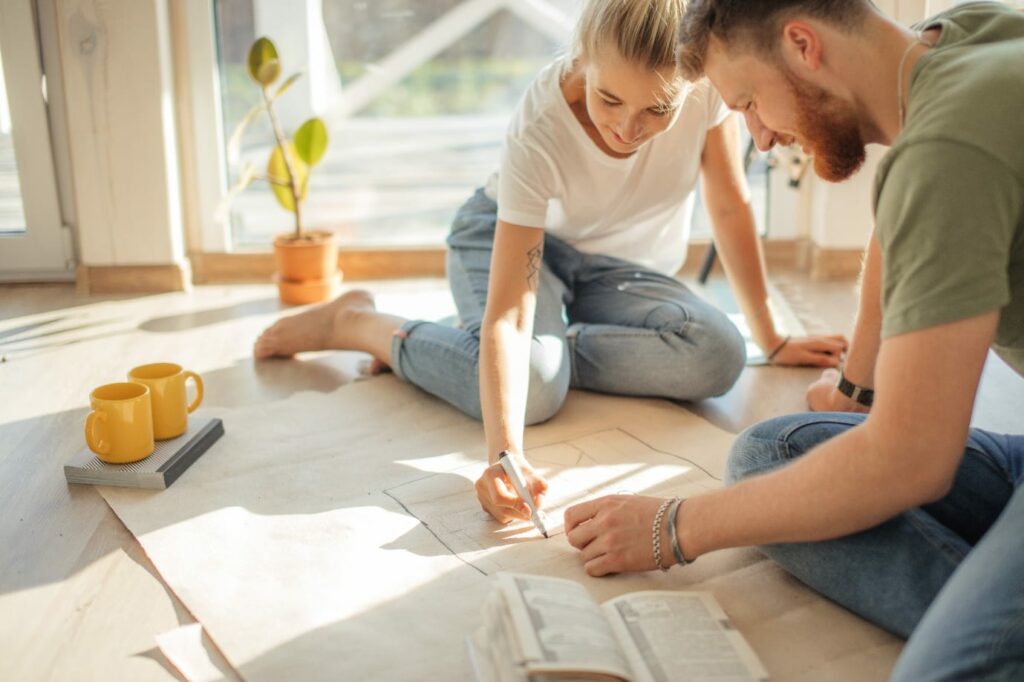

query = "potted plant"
[222, 36, 338, 305]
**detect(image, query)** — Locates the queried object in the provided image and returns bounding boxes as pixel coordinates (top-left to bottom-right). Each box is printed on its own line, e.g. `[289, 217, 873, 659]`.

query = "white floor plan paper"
[156, 624, 241, 682]
[387, 427, 722, 577]
[96, 376, 901, 681]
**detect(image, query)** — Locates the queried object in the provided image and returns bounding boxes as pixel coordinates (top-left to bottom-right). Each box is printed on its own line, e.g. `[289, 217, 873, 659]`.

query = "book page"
[467, 591, 533, 682]
[602, 592, 769, 682]
[497, 573, 633, 680]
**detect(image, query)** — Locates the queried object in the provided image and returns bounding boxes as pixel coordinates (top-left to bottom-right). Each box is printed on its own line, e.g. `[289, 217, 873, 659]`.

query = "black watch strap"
[836, 370, 874, 407]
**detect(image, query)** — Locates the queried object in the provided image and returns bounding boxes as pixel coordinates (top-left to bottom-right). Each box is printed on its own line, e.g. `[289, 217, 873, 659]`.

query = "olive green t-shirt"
[874, 2, 1024, 377]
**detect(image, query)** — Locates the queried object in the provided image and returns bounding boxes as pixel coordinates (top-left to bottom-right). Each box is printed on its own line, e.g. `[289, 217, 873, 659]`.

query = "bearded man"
[564, 3, 1024, 679]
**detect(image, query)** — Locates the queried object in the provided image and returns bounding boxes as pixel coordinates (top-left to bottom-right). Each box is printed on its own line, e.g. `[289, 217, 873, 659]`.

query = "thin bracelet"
[668, 498, 689, 566]
[767, 335, 792, 362]
[652, 498, 676, 572]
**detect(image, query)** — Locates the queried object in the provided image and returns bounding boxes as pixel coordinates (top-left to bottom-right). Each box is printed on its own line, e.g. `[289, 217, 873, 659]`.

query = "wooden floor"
[1, 272, 1021, 680]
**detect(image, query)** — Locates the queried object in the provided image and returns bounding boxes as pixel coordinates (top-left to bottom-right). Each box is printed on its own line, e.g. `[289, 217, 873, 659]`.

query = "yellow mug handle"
[85, 410, 110, 456]
[185, 371, 204, 414]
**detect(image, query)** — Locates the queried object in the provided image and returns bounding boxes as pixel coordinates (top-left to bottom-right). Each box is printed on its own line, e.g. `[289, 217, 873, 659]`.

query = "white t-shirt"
[484, 58, 730, 275]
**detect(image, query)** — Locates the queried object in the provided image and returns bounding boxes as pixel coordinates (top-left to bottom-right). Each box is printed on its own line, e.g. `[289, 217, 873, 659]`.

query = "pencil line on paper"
[382, 489, 488, 577]
[617, 428, 723, 482]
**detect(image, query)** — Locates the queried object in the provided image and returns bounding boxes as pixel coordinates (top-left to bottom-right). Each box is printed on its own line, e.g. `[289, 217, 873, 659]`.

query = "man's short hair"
[677, 0, 874, 80]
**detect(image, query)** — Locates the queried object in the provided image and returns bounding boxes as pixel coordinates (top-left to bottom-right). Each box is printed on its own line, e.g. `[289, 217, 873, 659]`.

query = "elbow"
[483, 300, 532, 334]
[707, 204, 751, 230]
[482, 310, 513, 332]
[912, 467, 957, 505]
[868, 425, 962, 508]
[895, 450, 960, 507]
[481, 317, 528, 353]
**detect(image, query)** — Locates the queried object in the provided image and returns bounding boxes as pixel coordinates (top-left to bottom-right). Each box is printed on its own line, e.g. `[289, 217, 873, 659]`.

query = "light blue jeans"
[727, 412, 1024, 681]
[390, 189, 746, 423]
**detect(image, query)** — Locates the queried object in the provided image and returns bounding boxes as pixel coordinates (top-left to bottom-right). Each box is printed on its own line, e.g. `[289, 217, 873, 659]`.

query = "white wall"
[807, 146, 888, 249]
[54, 0, 185, 268]
[787, 0, 939, 250]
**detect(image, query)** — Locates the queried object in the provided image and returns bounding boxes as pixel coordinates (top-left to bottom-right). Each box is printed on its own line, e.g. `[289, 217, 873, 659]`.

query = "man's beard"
[786, 73, 866, 182]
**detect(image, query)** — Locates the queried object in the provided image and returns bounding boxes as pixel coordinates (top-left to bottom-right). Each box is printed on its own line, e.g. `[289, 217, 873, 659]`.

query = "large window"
[0, 0, 69, 281]
[212, 0, 769, 251]
[0, 47, 27, 235]
[215, 0, 570, 248]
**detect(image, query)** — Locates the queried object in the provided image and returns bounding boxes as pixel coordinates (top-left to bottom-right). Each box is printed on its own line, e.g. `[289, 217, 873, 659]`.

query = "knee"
[725, 414, 817, 485]
[524, 334, 570, 425]
[524, 386, 566, 425]
[456, 335, 566, 425]
[725, 420, 786, 485]
[696, 338, 745, 398]
[662, 309, 746, 400]
[726, 412, 865, 485]
[694, 311, 746, 397]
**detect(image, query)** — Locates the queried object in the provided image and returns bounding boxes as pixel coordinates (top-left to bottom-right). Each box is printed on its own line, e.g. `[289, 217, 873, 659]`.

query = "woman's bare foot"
[254, 290, 378, 359]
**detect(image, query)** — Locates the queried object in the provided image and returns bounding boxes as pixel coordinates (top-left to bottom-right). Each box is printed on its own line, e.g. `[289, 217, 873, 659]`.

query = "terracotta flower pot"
[272, 230, 342, 305]
[273, 230, 338, 280]
[274, 272, 342, 306]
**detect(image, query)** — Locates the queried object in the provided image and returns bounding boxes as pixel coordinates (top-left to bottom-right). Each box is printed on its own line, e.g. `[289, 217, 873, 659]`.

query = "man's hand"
[768, 334, 848, 367]
[564, 495, 676, 576]
[475, 455, 548, 524]
[806, 368, 870, 413]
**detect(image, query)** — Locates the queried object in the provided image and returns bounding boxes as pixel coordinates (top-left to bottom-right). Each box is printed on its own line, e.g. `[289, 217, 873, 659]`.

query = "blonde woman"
[255, 0, 847, 522]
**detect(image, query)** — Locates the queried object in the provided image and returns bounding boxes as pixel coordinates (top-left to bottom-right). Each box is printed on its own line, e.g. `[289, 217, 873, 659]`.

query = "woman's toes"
[253, 330, 281, 359]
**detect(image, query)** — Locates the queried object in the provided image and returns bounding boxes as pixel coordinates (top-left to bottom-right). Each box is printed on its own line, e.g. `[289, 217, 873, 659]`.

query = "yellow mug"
[128, 362, 204, 440]
[85, 382, 155, 464]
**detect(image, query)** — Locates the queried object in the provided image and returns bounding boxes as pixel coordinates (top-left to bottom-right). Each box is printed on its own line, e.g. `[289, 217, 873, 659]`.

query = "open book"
[467, 573, 769, 682]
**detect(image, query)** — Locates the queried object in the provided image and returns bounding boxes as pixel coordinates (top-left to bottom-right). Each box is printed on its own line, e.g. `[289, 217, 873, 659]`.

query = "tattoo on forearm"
[526, 243, 543, 291]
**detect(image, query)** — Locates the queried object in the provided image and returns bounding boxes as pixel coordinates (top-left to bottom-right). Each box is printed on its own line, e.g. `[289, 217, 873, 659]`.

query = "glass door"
[0, 0, 71, 281]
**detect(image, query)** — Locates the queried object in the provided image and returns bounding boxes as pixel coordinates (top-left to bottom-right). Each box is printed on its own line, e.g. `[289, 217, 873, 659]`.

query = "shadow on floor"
[0, 328, 134, 361]
[0, 317, 70, 342]
[199, 355, 370, 408]
[139, 298, 284, 333]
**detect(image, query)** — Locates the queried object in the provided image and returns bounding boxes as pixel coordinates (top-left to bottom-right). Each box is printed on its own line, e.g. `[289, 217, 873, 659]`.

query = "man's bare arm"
[681, 311, 997, 556]
[564, 311, 998, 575]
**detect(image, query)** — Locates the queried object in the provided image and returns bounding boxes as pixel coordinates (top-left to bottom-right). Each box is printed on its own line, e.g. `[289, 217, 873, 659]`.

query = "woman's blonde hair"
[573, 0, 683, 70]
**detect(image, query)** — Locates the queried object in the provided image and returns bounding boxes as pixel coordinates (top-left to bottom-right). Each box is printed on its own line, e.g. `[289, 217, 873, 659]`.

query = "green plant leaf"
[257, 60, 281, 86]
[226, 102, 267, 165]
[267, 143, 308, 213]
[273, 72, 303, 100]
[247, 37, 280, 86]
[293, 118, 328, 166]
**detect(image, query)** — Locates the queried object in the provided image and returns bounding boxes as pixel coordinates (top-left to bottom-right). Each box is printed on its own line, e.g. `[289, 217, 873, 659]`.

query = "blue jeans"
[390, 189, 746, 423]
[728, 412, 1024, 681]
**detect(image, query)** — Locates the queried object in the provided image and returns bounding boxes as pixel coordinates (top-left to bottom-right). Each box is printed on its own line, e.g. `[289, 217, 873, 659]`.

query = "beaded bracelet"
[652, 497, 677, 572]
[668, 498, 690, 566]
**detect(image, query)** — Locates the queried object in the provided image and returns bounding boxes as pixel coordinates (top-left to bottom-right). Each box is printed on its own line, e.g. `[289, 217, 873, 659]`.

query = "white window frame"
[0, 0, 73, 281]
[174, 1, 231, 253]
